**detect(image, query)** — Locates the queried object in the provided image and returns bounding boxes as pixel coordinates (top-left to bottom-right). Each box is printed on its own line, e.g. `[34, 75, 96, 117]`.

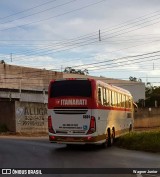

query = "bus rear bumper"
[49, 134, 106, 145]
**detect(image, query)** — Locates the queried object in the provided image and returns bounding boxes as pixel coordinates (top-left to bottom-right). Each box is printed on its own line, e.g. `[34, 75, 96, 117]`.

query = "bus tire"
[129, 124, 132, 133]
[101, 129, 110, 148]
[107, 128, 115, 147]
[112, 127, 115, 143]
[107, 128, 113, 147]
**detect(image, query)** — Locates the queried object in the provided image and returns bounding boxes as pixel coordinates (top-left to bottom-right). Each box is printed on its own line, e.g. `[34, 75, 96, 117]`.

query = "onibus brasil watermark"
[2, 169, 42, 175]
[133, 169, 158, 175]
[1, 168, 159, 175]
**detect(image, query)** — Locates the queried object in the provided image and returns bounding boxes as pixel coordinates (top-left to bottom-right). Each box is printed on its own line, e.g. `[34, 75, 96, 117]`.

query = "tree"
[137, 82, 160, 107]
[129, 76, 142, 82]
[83, 69, 89, 75]
[64, 67, 72, 73]
[145, 85, 160, 107]
[63, 67, 89, 75]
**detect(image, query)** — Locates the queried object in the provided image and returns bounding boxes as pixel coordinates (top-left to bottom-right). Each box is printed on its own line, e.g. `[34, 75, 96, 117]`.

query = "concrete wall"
[0, 100, 15, 132]
[0, 90, 48, 103]
[1, 100, 159, 133]
[0, 63, 62, 91]
[0, 63, 145, 102]
[15, 101, 48, 133]
[135, 108, 160, 118]
[134, 117, 160, 128]
[134, 108, 160, 128]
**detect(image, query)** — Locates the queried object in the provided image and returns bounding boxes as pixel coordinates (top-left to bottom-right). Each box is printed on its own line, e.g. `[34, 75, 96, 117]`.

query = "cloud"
[1, 0, 160, 85]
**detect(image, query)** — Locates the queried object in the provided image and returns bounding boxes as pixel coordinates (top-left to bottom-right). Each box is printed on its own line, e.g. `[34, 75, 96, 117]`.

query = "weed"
[115, 131, 160, 152]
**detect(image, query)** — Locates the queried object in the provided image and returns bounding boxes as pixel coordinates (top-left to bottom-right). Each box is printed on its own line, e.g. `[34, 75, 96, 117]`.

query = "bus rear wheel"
[102, 128, 115, 148]
[107, 128, 115, 147]
[129, 124, 132, 133]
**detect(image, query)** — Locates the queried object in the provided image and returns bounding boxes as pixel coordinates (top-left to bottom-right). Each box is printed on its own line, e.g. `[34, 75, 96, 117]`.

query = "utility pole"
[99, 29, 101, 41]
[10, 53, 12, 62]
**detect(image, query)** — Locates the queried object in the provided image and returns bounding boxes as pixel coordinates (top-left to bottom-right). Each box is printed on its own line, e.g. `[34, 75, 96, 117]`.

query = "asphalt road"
[0, 136, 160, 177]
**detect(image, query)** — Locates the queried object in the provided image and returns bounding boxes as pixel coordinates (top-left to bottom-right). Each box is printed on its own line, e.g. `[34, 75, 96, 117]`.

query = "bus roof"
[96, 79, 132, 96]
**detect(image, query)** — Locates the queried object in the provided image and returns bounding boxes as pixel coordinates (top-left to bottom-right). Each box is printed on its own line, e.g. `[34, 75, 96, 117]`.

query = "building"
[63, 73, 145, 102]
[0, 62, 145, 133]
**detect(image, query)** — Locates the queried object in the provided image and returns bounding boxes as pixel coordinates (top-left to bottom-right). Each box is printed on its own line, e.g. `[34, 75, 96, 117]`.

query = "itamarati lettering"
[61, 99, 87, 105]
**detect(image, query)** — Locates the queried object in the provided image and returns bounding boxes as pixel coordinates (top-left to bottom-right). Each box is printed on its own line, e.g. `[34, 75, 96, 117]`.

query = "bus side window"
[98, 87, 103, 105]
[129, 98, 132, 108]
[118, 93, 122, 107]
[122, 95, 125, 108]
[117, 93, 120, 107]
[125, 96, 129, 108]
[103, 88, 108, 106]
[106, 89, 109, 106]
[112, 91, 115, 106]
[120, 94, 122, 107]
[109, 90, 112, 106]
[115, 92, 118, 107]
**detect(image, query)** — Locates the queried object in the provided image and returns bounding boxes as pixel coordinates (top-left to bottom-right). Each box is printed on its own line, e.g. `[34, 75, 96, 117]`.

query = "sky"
[1, 0, 160, 86]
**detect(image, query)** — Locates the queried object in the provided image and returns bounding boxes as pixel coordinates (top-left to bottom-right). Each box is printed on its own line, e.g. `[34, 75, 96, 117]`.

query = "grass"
[0, 124, 8, 132]
[115, 130, 160, 153]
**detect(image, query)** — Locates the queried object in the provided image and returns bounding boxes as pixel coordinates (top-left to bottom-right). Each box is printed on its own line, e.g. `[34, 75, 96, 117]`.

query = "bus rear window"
[50, 80, 92, 98]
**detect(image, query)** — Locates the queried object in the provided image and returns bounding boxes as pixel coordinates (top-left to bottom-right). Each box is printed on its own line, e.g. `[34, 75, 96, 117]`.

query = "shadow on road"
[53, 144, 110, 152]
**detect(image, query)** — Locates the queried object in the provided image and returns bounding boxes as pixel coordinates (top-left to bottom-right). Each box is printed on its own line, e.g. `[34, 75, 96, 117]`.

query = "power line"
[0, 0, 77, 25]
[2, 8, 160, 63]
[88, 56, 160, 71]
[10, 37, 160, 63]
[72, 50, 160, 68]
[0, 0, 58, 20]
[0, 0, 107, 31]
[9, 30, 160, 62]
[3, 37, 160, 67]
[2, 35, 160, 66]
[1, 4, 160, 74]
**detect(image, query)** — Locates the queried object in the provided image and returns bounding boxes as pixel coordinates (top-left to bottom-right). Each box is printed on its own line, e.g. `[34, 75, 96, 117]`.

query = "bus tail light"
[87, 116, 96, 134]
[48, 116, 55, 133]
[49, 135, 55, 141]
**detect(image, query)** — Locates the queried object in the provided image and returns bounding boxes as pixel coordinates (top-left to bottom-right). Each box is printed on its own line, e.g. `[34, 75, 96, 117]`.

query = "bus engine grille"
[54, 108, 88, 114]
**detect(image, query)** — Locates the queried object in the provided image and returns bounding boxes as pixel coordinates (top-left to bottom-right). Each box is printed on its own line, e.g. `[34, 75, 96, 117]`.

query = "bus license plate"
[66, 137, 75, 141]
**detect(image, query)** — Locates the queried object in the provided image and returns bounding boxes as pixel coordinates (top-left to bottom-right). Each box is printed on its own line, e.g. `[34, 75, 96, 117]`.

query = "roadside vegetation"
[115, 130, 160, 153]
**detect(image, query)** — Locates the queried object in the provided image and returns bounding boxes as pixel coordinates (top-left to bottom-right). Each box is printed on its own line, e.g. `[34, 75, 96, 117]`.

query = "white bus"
[48, 78, 134, 147]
